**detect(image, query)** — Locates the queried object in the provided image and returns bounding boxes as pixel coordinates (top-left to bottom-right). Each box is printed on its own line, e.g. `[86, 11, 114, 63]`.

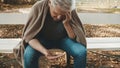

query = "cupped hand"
[45, 51, 65, 60]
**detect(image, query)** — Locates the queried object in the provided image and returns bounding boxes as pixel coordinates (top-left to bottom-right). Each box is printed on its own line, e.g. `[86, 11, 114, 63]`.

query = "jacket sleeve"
[71, 9, 86, 35]
[22, 1, 44, 43]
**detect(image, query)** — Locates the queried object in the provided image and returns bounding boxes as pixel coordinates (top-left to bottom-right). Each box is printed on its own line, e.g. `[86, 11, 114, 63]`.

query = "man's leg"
[24, 38, 59, 68]
[59, 37, 87, 68]
[24, 45, 42, 68]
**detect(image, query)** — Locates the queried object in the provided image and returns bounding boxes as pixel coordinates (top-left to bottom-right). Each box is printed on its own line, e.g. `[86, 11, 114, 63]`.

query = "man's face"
[48, 1, 66, 21]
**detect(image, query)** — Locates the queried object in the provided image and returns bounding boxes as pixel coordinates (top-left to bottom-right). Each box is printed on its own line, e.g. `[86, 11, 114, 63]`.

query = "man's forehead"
[54, 9, 65, 15]
[54, 5, 69, 15]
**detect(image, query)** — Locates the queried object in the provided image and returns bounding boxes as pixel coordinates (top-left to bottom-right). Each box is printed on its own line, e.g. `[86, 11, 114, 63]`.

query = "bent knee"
[72, 45, 86, 58]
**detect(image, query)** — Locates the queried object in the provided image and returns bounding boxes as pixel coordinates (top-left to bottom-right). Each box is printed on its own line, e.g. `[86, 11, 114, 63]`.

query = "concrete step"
[0, 38, 120, 53]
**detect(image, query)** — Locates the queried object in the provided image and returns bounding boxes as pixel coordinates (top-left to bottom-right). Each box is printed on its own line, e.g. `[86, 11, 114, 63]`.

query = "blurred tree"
[4, 0, 37, 5]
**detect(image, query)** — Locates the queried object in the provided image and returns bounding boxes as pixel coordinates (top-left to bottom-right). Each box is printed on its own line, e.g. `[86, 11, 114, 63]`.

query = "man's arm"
[71, 10, 86, 34]
[29, 39, 48, 56]
[28, 39, 65, 60]
[63, 12, 76, 39]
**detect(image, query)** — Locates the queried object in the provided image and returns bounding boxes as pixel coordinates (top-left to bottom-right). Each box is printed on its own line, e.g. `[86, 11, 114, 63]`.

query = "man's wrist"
[63, 20, 70, 25]
[43, 50, 49, 56]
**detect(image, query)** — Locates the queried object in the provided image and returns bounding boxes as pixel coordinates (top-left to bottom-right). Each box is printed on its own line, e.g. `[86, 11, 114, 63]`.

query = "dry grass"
[0, 24, 120, 38]
[0, 24, 24, 38]
[87, 50, 120, 68]
[1, 50, 120, 68]
[84, 24, 120, 37]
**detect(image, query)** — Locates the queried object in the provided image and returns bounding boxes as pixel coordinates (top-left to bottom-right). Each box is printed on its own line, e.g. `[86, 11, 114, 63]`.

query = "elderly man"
[14, 0, 87, 68]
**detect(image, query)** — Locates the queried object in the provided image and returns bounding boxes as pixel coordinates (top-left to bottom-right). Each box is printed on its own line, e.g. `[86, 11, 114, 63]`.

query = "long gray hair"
[50, 0, 75, 11]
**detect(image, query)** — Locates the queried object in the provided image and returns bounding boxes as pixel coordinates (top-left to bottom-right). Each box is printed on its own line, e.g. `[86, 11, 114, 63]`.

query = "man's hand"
[63, 12, 71, 24]
[44, 50, 65, 60]
[62, 11, 75, 39]
[29, 39, 65, 61]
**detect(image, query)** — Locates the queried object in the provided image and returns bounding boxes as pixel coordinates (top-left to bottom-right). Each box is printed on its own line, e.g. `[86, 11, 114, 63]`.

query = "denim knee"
[24, 45, 40, 68]
[72, 44, 86, 58]
[24, 45, 34, 67]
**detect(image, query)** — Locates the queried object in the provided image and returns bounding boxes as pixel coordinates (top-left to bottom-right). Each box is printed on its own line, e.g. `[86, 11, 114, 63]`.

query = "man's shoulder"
[32, 0, 46, 9]
[71, 9, 79, 17]
[71, 9, 77, 14]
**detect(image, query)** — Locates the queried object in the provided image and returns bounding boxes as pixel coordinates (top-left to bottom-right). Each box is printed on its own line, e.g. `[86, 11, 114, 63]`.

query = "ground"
[0, 24, 120, 38]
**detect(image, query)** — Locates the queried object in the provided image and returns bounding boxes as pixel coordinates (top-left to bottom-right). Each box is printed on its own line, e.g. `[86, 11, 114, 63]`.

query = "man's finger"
[47, 52, 65, 60]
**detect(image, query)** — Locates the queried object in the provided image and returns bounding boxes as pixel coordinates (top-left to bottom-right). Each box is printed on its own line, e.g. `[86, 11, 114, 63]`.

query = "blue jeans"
[24, 37, 86, 68]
